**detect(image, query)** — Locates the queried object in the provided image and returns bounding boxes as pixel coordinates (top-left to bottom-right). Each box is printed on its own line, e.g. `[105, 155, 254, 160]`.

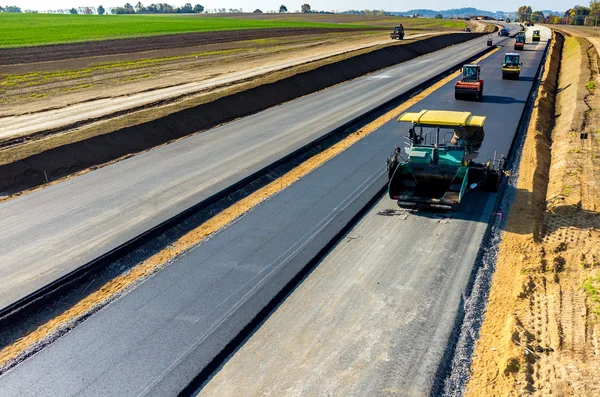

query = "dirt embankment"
[0, 27, 384, 65]
[0, 33, 483, 195]
[467, 30, 600, 396]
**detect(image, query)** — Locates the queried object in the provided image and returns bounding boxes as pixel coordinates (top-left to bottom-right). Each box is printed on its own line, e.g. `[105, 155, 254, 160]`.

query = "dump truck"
[454, 64, 484, 101]
[390, 25, 405, 40]
[514, 33, 525, 50]
[502, 53, 521, 79]
[532, 29, 541, 41]
[387, 110, 504, 210]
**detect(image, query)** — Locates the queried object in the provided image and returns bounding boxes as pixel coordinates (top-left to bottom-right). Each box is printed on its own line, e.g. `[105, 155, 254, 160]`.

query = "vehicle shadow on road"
[400, 188, 600, 238]
[391, 191, 500, 224]
[481, 95, 526, 105]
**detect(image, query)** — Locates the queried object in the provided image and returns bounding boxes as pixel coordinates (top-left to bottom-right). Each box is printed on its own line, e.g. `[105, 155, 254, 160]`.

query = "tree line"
[110, 2, 204, 14]
[517, 2, 600, 25]
[0, 5, 21, 12]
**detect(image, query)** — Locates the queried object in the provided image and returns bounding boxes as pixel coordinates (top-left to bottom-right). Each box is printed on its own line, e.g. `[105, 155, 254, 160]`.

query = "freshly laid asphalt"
[198, 27, 551, 396]
[0, 31, 514, 312]
[0, 25, 550, 396]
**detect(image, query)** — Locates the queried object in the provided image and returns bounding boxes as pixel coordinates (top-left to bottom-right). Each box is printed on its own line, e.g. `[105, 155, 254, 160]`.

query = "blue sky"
[8, 1, 570, 13]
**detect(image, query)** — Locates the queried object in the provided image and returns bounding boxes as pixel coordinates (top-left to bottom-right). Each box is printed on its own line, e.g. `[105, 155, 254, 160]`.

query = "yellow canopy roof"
[397, 110, 486, 127]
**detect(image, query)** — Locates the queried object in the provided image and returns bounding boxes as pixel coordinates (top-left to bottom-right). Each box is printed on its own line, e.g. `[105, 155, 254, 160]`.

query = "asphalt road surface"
[198, 26, 551, 396]
[0, 30, 514, 312]
[0, 26, 548, 396]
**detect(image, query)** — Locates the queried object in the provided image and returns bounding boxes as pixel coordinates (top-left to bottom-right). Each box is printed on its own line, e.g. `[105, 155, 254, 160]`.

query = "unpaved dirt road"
[0, 33, 433, 143]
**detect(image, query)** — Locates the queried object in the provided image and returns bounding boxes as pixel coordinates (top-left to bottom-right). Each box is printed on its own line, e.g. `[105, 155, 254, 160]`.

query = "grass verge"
[0, 13, 376, 48]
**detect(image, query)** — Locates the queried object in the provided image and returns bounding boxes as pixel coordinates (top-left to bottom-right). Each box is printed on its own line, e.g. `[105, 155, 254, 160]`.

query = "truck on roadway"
[514, 33, 525, 50]
[454, 64, 484, 101]
[390, 25, 405, 40]
[387, 110, 503, 210]
[502, 53, 521, 79]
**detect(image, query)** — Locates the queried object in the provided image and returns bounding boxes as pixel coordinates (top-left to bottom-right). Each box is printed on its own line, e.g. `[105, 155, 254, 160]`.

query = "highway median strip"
[0, 45, 501, 372]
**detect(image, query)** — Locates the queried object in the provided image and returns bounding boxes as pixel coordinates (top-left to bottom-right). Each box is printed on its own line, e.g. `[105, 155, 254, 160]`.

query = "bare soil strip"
[0, 33, 433, 142]
[0, 27, 381, 65]
[0, 33, 482, 195]
[467, 29, 600, 396]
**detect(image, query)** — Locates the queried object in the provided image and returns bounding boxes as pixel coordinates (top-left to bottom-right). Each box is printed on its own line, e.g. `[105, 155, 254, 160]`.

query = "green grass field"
[0, 13, 378, 48]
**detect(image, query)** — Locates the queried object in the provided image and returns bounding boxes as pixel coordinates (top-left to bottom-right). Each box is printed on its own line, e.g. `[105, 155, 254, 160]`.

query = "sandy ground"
[467, 30, 600, 396]
[0, 32, 434, 143]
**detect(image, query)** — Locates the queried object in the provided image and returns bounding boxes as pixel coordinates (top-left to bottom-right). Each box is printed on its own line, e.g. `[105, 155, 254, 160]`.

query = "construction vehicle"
[387, 110, 504, 210]
[532, 29, 541, 41]
[454, 64, 484, 101]
[514, 33, 525, 50]
[499, 27, 510, 37]
[390, 25, 405, 40]
[502, 53, 521, 79]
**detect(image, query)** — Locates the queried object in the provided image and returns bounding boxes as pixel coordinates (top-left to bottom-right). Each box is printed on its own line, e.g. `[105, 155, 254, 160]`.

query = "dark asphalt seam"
[179, 183, 389, 397]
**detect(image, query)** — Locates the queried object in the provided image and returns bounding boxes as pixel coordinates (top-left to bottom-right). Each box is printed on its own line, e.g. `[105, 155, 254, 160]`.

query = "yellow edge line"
[0, 45, 501, 368]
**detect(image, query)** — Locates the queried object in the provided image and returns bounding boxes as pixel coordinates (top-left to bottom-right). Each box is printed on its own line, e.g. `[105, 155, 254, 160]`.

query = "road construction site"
[0, 31, 484, 195]
[0, 21, 556, 397]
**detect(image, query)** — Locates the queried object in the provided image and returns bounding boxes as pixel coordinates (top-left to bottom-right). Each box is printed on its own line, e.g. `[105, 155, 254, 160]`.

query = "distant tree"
[83, 7, 94, 14]
[565, 5, 590, 25]
[592, 0, 600, 14]
[69, 7, 78, 14]
[531, 10, 544, 22]
[435, 13, 443, 19]
[5, 5, 21, 12]
[193, 4, 204, 13]
[98, 5, 105, 14]
[177, 3, 193, 13]
[135, 2, 145, 13]
[516, 5, 532, 21]
[301, 3, 311, 13]
[253, 8, 263, 13]
[0, 6, 4, 11]
[124, 3, 135, 13]
[279, 4, 287, 12]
